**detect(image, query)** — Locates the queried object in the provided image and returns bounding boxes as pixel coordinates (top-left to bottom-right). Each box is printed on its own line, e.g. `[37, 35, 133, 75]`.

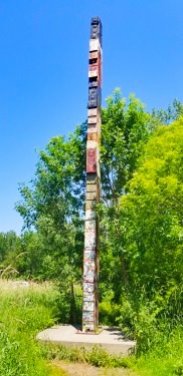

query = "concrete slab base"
[37, 325, 135, 355]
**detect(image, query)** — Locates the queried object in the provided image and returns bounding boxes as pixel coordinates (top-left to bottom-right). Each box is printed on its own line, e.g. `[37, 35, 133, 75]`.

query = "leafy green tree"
[116, 116, 183, 299]
[110, 117, 183, 350]
[99, 90, 158, 301]
[16, 89, 183, 326]
[16, 124, 86, 322]
[15, 90, 161, 305]
[101, 90, 154, 202]
[99, 91, 183, 308]
[15, 232, 44, 278]
[152, 99, 183, 125]
[0, 231, 22, 277]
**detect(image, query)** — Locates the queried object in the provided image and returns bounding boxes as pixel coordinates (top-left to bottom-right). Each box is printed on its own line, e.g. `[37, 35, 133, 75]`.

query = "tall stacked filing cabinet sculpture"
[82, 17, 102, 332]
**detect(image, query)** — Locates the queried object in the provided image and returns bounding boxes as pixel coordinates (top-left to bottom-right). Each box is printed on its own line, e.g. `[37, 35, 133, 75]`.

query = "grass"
[42, 316, 183, 376]
[1, 279, 182, 376]
[43, 343, 130, 368]
[0, 279, 66, 376]
[132, 326, 183, 376]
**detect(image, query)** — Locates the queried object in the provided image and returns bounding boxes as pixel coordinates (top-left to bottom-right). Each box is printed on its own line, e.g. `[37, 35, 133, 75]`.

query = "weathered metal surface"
[83, 17, 102, 332]
[86, 148, 97, 173]
[88, 108, 98, 117]
[88, 87, 101, 109]
[86, 184, 98, 195]
[83, 282, 95, 292]
[83, 301, 95, 312]
[86, 191, 97, 201]
[85, 218, 96, 233]
[84, 227, 96, 248]
[90, 17, 102, 42]
[85, 201, 95, 211]
[84, 250, 96, 263]
[89, 51, 98, 60]
[87, 129, 97, 136]
[85, 209, 96, 220]
[84, 261, 96, 282]
[89, 63, 99, 70]
[89, 39, 100, 52]
[88, 70, 98, 78]
[88, 114, 97, 123]
[83, 292, 95, 302]
[88, 71, 98, 81]
[87, 140, 97, 149]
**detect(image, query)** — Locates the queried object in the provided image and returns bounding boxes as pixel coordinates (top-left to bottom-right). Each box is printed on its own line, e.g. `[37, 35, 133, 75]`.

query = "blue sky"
[0, 0, 183, 233]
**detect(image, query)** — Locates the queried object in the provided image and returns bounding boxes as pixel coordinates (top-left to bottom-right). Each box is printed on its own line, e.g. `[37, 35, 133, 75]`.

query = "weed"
[43, 343, 130, 368]
[0, 280, 60, 376]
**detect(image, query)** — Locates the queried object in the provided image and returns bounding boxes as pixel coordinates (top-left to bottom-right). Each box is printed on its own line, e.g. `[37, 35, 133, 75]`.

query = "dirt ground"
[52, 360, 136, 376]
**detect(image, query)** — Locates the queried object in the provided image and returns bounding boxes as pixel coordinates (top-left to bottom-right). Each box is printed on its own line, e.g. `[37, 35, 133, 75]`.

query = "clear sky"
[0, 0, 183, 233]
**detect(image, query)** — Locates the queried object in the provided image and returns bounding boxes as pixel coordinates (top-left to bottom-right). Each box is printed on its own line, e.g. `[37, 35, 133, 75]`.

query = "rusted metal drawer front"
[86, 148, 97, 173]
[88, 108, 98, 117]
[89, 51, 98, 60]
[88, 116, 97, 125]
[87, 132, 98, 141]
[89, 63, 99, 71]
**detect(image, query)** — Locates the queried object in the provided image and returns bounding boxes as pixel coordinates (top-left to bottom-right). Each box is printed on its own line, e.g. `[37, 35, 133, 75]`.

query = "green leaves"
[119, 117, 183, 293]
[15, 123, 87, 282]
[14, 89, 183, 338]
[101, 90, 151, 201]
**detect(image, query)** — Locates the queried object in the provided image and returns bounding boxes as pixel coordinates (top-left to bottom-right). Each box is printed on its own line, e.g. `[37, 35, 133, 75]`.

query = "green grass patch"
[131, 326, 183, 376]
[1, 279, 182, 376]
[43, 343, 130, 368]
[0, 280, 62, 376]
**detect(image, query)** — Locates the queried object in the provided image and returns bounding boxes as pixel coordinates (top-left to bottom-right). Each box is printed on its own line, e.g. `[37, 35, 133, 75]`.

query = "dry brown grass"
[53, 361, 136, 376]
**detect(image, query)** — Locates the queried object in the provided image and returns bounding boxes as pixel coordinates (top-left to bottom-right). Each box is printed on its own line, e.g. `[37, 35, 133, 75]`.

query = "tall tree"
[16, 124, 87, 285]
[99, 90, 157, 299]
[16, 90, 183, 316]
[100, 90, 158, 202]
[116, 116, 183, 299]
